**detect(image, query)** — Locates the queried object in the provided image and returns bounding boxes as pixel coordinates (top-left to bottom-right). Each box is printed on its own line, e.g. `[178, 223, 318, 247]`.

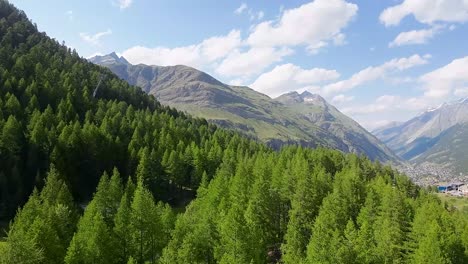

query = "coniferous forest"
[0, 1, 467, 263]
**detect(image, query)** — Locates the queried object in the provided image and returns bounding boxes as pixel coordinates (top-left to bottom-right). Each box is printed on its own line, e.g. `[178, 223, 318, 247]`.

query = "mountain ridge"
[90, 53, 400, 163]
[374, 98, 468, 176]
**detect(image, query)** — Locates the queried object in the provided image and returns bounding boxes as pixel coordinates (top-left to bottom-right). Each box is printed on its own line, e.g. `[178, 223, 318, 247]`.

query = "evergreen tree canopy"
[0, 2, 467, 264]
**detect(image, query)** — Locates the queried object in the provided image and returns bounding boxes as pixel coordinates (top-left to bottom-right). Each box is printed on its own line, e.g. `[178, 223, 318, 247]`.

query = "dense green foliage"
[160, 149, 468, 264]
[0, 1, 467, 264]
[0, 0, 262, 219]
[3, 148, 468, 263]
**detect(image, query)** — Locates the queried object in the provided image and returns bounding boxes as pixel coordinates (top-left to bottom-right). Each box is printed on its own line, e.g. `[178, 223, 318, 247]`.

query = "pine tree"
[64, 171, 121, 264]
[114, 191, 133, 263]
[244, 156, 277, 263]
[411, 220, 447, 264]
[373, 184, 409, 263]
[282, 166, 330, 264]
[65, 203, 117, 264]
[0, 115, 22, 157]
[2, 166, 76, 264]
[130, 179, 161, 263]
[354, 187, 380, 263]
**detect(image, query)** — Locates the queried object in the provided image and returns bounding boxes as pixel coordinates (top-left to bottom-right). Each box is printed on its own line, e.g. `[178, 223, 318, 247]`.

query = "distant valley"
[90, 53, 399, 163]
[373, 99, 468, 182]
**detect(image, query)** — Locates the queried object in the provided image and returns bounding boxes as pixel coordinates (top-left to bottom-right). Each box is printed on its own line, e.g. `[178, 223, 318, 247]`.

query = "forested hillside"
[0, 0, 262, 220]
[0, 1, 468, 264]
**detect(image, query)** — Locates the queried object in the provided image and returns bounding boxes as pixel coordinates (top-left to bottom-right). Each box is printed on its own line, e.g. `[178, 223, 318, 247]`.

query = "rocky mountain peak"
[89, 52, 129, 65]
[275, 90, 327, 106]
[91, 57, 399, 163]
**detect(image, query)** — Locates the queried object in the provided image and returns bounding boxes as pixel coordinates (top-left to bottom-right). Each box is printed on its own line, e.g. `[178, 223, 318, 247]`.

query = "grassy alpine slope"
[91, 53, 399, 163]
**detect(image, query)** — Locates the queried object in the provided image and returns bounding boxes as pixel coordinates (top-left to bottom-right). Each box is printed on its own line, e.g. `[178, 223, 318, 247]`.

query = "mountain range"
[374, 98, 468, 175]
[90, 52, 399, 163]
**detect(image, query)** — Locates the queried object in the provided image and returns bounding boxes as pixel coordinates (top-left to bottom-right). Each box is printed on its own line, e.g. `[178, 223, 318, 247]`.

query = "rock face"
[90, 53, 399, 163]
[373, 98, 468, 173]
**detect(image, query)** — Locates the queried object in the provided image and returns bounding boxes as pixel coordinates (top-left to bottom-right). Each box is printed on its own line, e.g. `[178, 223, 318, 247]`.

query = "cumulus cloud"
[236, 3, 265, 21]
[331, 94, 355, 104]
[342, 95, 400, 115]
[114, 0, 133, 10]
[354, 57, 468, 117]
[389, 26, 442, 47]
[454, 88, 468, 97]
[323, 54, 430, 95]
[216, 47, 293, 78]
[121, 30, 241, 69]
[235, 3, 248, 14]
[199, 30, 243, 61]
[119, 1, 358, 81]
[380, 0, 468, 26]
[66, 10, 73, 21]
[257, 11, 265, 20]
[247, 0, 357, 52]
[338, 57, 468, 129]
[419, 56, 468, 98]
[332, 33, 347, 46]
[80, 29, 112, 46]
[364, 120, 398, 131]
[250, 63, 339, 97]
[86, 52, 104, 59]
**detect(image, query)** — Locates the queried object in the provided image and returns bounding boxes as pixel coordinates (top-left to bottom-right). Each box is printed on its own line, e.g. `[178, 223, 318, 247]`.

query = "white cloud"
[229, 78, 247, 86]
[402, 96, 439, 111]
[80, 29, 112, 46]
[306, 41, 328, 55]
[65, 10, 73, 21]
[86, 52, 104, 59]
[257, 11, 265, 20]
[363, 120, 396, 131]
[420, 56, 468, 98]
[247, 0, 357, 53]
[454, 87, 468, 97]
[250, 63, 339, 97]
[114, 0, 133, 10]
[389, 26, 441, 47]
[216, 47, 293, 78]
[121, 30, 241, 69]
[380, 0, 468, 27]
[117, 1, 357, 82]
[248, 10, 265, 21]
[235, 3, 248, 14]
[323, 54, 430, 95]
[331, 94, 355, 103]
[237, 5, 264, 21]
[352, 57, 468, 115]
[341, 95, 400, 115]
[332, 33, 347, 46]
[199, 30, 242, 61]
[338, 56, 468, 128]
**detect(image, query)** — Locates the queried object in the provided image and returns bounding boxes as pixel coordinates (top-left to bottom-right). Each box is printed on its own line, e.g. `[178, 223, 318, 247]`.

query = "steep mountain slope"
[90, 53, 399, 162]
[276, 91, 398, 162]
[374, 98, 468, 173]
[413, 123, 468, 173]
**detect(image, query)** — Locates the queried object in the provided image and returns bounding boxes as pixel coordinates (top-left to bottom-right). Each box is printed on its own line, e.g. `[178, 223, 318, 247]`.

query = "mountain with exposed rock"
[374, 98, 468, 175]
[90, 53, 399, 162]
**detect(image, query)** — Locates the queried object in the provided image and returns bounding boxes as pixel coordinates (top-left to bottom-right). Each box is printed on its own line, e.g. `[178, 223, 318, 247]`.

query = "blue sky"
[9, 0, 468, 129]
